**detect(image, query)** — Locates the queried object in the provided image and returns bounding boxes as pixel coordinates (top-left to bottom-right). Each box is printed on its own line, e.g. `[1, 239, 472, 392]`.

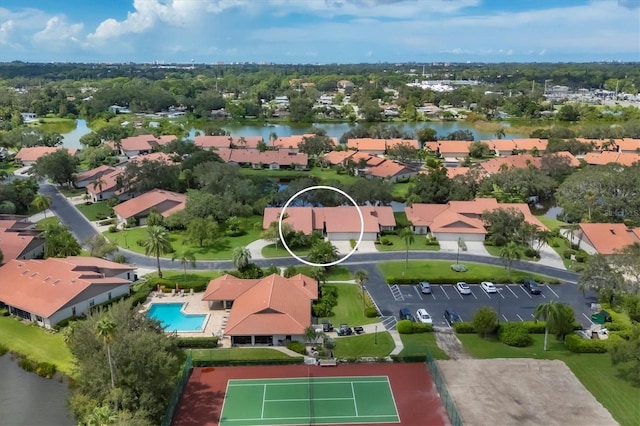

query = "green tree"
[145, 208, 164, 227]
[185, 217, 218, 247]
[610, 324, 640, 386]
[468, 141, 493, 158]
[472, 306, 498, 338]
[232, 246, 251, 271]
[499, 241, 522, 281]
[83, 405, 118, 426]
[533, 301, 565, 351]
[85, 235, 118, 259]
[141, 226, 173, 278]
[577, 254, 626, 305]
[308, 266, 327, 285]
[171, 249, 196, 283]
[31, 193, 52, 217]
[303, 326, 323, 346]
[354, 269, 369, 313]
[30, 149, 78, 187]
[95, 317, 117, 391]
[44, 223, 81, 258]
[399, 227, 414, 275]
[308, 240, 339, 265]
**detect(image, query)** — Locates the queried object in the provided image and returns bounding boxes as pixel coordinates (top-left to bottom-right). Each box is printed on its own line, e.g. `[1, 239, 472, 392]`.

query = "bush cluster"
[450, 264, 468, 272]
[312, 285, 338, 317]
[564, 334, 608, 353]
[286, 341, 306, 355]
[498, 323, 533, 347]
[108, 225, 118, 233]
[453, 322, 476, 334]
[364, 307, 378, 318]
[397, 319, 433, 334]
[176, 337, 219, 348]
[377, 237, 393, 246]
[18, 357, 57, 379]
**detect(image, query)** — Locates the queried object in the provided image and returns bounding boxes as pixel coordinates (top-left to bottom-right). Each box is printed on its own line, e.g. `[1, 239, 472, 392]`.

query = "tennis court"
[220, 376, 400, 425]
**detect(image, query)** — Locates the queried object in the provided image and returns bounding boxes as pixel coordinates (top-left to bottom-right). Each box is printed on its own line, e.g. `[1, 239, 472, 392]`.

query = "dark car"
[399, 307, 415, 322]
[337, 324, 353, 336]
[444, 309, 462, 325]
[523, 278, 542, 294]
[321, 320, 334, 332]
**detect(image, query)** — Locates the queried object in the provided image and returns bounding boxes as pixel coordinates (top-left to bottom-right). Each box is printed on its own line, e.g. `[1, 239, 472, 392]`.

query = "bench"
[319, 359, 338, 367]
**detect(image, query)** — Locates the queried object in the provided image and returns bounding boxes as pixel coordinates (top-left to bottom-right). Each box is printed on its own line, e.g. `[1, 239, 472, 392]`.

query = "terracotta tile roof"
[216, 148, 308, 167]
[579, 223, 640, 255]
[86, 169, 123, 195]
[500, 203, 548, 230]
[386, 139, 419, 150]
[424, 142, 440, 153]
[194, 135, 233, 149]
[583, 151, 640, 166]
[119, 135, 160, 152]
[323, 151, 355, 165]
[430, 211, 486, 234]
[365, 160, 415, 178]
[351, 152, 385, 166]
[514, 139, 547, 152]
[347, 138, 386, 151]
[0, 227, 43, 260]
[446, 167, 472, 179]
[448, 198, 500, 215]
[263, 207, 316, 234]
[271, 134, 315, 149]
[128, 152, 176, 165]
[232, 136, 264, 149]
[616, 138, 640, 153]
[76, 165, 117, 183]
[209, 274, 318, 336]
[0, 258, 133, 318]
[155, 135, 178, 145]
[201, 274, 261, 300]
[433, 141, 471, 155]
[15, 147, 77, 163]
[542, 151, 580, 167]
[404, 204, 450, 227]
[479, 154, 541, 175]
[616, 153, 640, 167]
[112, 189, 186, 220]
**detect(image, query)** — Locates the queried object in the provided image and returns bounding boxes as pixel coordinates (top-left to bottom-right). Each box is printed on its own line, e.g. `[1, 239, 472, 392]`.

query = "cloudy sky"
[1, 0, 638, 63]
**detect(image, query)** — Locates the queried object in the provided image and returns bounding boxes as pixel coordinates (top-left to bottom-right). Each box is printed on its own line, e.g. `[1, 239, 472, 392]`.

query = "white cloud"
[33, 17, 83, 48]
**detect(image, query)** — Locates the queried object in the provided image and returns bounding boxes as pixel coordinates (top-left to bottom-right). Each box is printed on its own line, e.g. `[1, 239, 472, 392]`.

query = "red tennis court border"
[172, 363, 449, 426]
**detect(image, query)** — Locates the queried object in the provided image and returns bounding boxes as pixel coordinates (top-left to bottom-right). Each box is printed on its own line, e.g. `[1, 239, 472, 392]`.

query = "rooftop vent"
[52, 279, 61, 285]
[610, 229, 616, 235]
[43, 276, 51, 282]
[21, 269, 29, 275]
[30, 272, 38, 278]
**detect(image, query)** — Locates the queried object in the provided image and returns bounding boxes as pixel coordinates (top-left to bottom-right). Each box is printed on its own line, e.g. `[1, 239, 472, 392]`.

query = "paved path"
[245, 239, 271, 260]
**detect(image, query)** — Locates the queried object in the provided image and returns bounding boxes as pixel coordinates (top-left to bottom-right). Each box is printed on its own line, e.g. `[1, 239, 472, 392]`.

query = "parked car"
[481, 281, 497, 293]
[321, 320, 334, 332]
[416, 308, 433, 325]
[444, 309, 462, 325]
[455, 282, 471, 295]
[523, 278, 541, 294]
[337, 324, 353, 336]
[399, 307, 415, 322]
[419, 281, 432, 294]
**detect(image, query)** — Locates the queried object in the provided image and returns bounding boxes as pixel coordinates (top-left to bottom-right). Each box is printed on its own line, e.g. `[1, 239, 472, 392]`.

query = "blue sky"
[0, 0, 638, 63]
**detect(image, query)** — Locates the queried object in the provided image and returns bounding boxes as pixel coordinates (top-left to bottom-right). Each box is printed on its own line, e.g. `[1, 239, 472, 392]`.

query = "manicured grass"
[190, 348, 299, 362]
[483, 243, 537, 261]
[143, 270, 223, 287]
[261, 243, 311, 258]
[398, 333, 450, 360]
[36, 216, 60, 229]
[535, 215, 568, 231]
[239, 166, 360, 185]
[393, 211, 411, 227]
[378, 260, 560, 284]
[375, 234, 440, 252]
[76, 201, 113, 221]
[57, 186, 86, 197]
[296, 265, 353, 281]
[319, 284, 379, 326]
[457, 334, 639, 426]
[105, 216, 265, 260]
[333, 332, 395, 358]
[391, 181, 411, 200]
[0, 316, 75, 376]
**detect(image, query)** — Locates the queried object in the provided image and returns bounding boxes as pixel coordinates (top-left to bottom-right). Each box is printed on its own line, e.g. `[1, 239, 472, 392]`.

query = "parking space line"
[540, 293, 546, 298]
[516, 314, 524, 321]
[440, 286, 450, 300]
[480, 288, 492, 299]
[455, 286, 464, 299]
[502, 314, 509, 322]
[470, 290, 478, 300]
[519, 286, 533, 298]
[505, 286, 519, 298]
[413, 286, 423, 300]
[496, 288, 506, 299]
[431, 292, 437, 300]
[546, 286, 560, 298]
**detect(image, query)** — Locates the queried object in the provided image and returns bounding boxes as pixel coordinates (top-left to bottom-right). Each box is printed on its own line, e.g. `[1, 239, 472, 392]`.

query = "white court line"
[266, 397, 355, 402]
[440, 286, 450, 299]
[516, 314, 524, 321]
[351, 382, 359, 417]
[261, 384, 266, 419]
[546, 286, 560, 298]
[414, 286, 423, 300]
[480, 288, 492, 299]
[505, 285, 519, 298]
[519, 286, 533, 298]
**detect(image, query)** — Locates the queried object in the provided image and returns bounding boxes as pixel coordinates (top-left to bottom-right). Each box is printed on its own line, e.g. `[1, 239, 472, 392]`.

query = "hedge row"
[176, 337, 219, 348]
[396, 320, 433, 334]
[387, 276, 560, 285]
[192, 358, 304, 367]
[453, 322, 475, 334]
[564, 334, 608, 353]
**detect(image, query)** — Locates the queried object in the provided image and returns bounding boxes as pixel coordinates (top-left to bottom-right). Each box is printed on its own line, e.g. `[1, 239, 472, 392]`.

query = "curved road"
[42, 183, 579, 282]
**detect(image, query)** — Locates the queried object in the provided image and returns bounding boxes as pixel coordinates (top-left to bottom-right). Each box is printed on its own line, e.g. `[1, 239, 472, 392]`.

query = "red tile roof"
[365, 160, 415, 178]
[446, 167, 472, 179]
[542, 151, 580, 167]
[323, 151, 356, 165]
[86, 169, 123, 195]
[271, 134, 315, 149]
[15, 147, 78, 163]
[194, 135, 233, 149]
[0, 227, 43, 260]
[584, 151, 640, 166]
[434, 141, 471, 155]
[118, 134, 176, 152]
[347, 138, 386, 151]
[232, 136, 264, 149]
[216, 148, 308, 167]
[128, 152, 176, 165]
[579, 223, 640, 255]
[76, 165, 117, 183]
[263, 207, 317, 234]
[479, 154, 541, 174]
[112, 189, 186, 220]
[386, 139, 419, 150]
[0, 257, 133, 318]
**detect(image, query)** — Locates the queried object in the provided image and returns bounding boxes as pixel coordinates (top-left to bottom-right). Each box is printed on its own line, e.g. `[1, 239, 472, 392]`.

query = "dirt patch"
[434, 328, 472, 359]
[437, 358, 617, 426]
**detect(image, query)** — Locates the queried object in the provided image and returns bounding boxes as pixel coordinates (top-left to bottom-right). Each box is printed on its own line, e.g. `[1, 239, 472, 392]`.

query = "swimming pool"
[147, 303, 208, 332]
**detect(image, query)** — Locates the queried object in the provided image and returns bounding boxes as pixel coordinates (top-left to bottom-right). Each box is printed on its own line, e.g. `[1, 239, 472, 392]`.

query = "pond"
[530, 200, 563, 220]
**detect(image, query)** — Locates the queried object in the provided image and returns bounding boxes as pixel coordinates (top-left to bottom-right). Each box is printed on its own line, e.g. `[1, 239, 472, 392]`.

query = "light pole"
[496, 288, 504, 325]
[374, 325, 378, 345]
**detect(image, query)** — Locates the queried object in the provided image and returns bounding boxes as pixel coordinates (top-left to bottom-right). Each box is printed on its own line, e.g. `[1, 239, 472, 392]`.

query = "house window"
[36, 316, 44, 323]
[233, 336, 252, 345]
[89, 299, 95, 307]
[108, 292, 112, 300]
[72, 307, 76, 316]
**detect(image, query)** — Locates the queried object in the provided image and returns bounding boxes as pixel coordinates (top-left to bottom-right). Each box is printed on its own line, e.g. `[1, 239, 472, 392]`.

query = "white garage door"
[328, 232, 377, 241]
[434, 233, 485, 243]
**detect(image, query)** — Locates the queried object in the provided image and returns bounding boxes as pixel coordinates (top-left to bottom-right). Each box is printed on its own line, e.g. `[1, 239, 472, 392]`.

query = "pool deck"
[141, 291, 233, 347]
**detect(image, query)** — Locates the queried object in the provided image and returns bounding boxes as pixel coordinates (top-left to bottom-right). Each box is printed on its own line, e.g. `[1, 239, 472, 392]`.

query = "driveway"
[438, 240, 489, 256]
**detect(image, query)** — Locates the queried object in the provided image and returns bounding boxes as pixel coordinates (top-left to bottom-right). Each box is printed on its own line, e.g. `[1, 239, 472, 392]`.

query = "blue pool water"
[147, 303, 207, 332]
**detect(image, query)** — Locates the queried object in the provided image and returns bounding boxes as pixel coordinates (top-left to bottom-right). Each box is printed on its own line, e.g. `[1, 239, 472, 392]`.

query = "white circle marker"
[278, 185, 364, 267]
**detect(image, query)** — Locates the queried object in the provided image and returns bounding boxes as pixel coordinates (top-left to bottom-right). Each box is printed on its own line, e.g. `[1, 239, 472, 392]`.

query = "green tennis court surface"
[219, 375, 400, 425]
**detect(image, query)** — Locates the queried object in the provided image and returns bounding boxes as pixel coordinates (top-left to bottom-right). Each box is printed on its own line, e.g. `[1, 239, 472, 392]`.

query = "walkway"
[245, 239, 271, 260]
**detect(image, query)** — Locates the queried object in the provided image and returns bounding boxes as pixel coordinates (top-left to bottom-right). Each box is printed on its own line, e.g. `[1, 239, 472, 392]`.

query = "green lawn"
[376, 234, 440, 252]
[0, 316, 75, 376]
[483, 243, 537, 261]
[391, 181, 411, 200]
[76, 201, 113, 221]
[393, 211, 411, 227]
[333, 332, 395, 358]
[143, 270, 224, 287]
[398, 333, 450, 360]
[261, 243, 311, 259]
[535, 215, 568, 231]
[378, 260, 560, 284]
[57, 186, 86, 197]
[319, 284, 379, 326]
[36, 216, 60, 229]
[190, 348, 299, 362]
[105, 216, 265, 260]
[457, 334, 639, 426]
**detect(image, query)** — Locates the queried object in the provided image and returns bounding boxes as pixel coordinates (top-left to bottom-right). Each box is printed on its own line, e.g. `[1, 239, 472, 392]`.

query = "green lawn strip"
[296, 265, 352, 281]
[548, 236, 582, 270]
[378, 260, 559, 284]
[391, 181, 411, 200]
[143, 270, 224, 288]
[319, 283, 379, 326]
[261, 243, 311, 259]
[57, 186, 86, 197]
[190, 348, 299, 362]
[398, 333, 450, 360]
[535, 215, 568, 231]
[238, 166, 360, 185]
[0, 316, 75, 376]
[333, 332, 395, 358]
[76, 201, 113, 221]
[393, 211, 410, 227]
[35, 216, 61, 229]
[375, 233, 440, 252]
[483, 243, 537, 261]
[457, 334, 638, 426]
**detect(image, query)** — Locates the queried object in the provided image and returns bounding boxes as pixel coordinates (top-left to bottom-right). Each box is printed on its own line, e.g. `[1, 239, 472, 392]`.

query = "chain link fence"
[425, 349, 463, 426]
[161, 350, 193, 426]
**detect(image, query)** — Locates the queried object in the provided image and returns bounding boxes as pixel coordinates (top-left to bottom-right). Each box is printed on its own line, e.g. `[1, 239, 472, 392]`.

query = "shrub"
[283, 266, 298, 278]
[563, 249, 576, 259]
[108, 225, 118, 233]
[113, 254, 126, 263]
[524, 248, 539, 258]
[550, 240, 560, 248]
[450, 264, 468, 272]
[498, 323, 533, 347]
[224, 229, 246, 237]
[364, 307, 378, 318]
[574, 252, 588, 263]
[521, 321, 547, 334]
[453, 322, 476, 334]
[350, 238, 356, 249]
[136, 239, 145, 247]
[176, 337, 219, 348]
[379, 237, 393, 246]
[411, 323, 433, 333]
[564, 333, 608, 353]
[286, 341, 306, 355]
[396, 319, 414, 334]
[0, 343, 7, 356]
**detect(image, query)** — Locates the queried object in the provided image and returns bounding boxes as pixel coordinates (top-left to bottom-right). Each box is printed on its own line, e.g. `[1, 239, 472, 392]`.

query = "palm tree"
[31, 193, 52, 218]
[232, 246, 251, 271]
[495, 128, 506, 140]
[533, 301, 564, 351]
[95, 317, 117, 390]
[84, 405, 118, 426]
[354, 270, 369, 313]
[141, 226, 173, 278]
[399, 227, 414, 276]
[309, 266, 327, 285]
[91, 177, 106, 197]
[499, 241, 521, 281]
[172, 249, 196, 283]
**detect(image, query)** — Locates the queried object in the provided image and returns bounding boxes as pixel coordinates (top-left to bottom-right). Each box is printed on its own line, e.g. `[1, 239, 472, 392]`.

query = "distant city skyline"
[0, 0, 639, 64]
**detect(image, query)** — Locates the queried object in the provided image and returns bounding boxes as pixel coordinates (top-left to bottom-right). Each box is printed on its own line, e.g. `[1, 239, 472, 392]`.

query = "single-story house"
[20, 112, 37, 123]
[386, 139, 420, 150]
[576, 223, 640, 255]
[263, 205, 396, 242]
[15, 147, 79, 167]
[127, 151, 177, 166]
[194, 135, 234, 150]
[0, 219, 45, 262]
[75, 165, 118, 189]
[405, 198, 546, 241]
[583, 151, 640, 167]
[202, 273, 318, 346]
[323, 150, 356, 165]
[616, 138, 640, 154]
[271, 134, 314, 152]
[231, 136, 264, 150]
[113, 134, 177, 157]
[431, 141, 471, 160]
[216, 148, 308, 170]
[86, 168, 134, 202]
[0, 257, 135, 328]
[346, 138, 386, 156]
[445, 166, 474, 179]
[112, 188, 186, 226]
[479, 154, 541, 175]
[364, 160, 418, 182]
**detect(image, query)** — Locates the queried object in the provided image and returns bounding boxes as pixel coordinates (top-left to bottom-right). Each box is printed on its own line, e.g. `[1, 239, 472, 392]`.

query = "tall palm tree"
[141, 226, 173, 278]
[95, 317, 117, 390]
[354, 270, 369, 313]
[91, 177, 106, 197]
[232, 246, 251, 271]
[499, 241, 521, 281]
[399, 227, 414, 276]
[534, 301, 564, 351]
[31, 194, 52, 218]
[172, 249, 196, 283]
[309, 266, 327, 285]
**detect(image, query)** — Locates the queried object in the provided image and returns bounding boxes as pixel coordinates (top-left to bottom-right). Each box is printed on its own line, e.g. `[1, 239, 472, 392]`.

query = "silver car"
[481, 281, 497, 293]
[419, 282, 432, 294]
[455, 282, 471, 295]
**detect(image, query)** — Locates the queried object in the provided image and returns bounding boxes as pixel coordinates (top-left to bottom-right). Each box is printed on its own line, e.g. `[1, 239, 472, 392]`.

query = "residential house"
[202, 273, 318, 346]
[231, 136, 264, 150]
[86, 168, 131, 202]
[323, 150, 356, 166]
[431, 141, 471, 160]
[337, 80, 354, 93]
[114, 134, 177, 157]
[271, 134, 313, 152]
[405, 198, 546, 241]
[20, 112, 37, 123]
[446, 167, 473, 179]
[386, 139, 420, 150]
[108, 105, 131, 114]
[194, 135, 233, 150]
[583, 151, 640, 167]
[127, 152, 176, 166]
[216, 148, 308, 170]
[346, 138, 386, 156]
[263, 205, 396, 241]
[576, 223, 640, 255]
[0, 257, 135, 329]
[364, 160, 418, 182]
[75, 165, 118, 189]
[479, 154, 541, 175]
[15, 147, 79, 167]
[616, 138, 640, 154]
[0, 217, 45, 262]
[112, 189, 186, 226]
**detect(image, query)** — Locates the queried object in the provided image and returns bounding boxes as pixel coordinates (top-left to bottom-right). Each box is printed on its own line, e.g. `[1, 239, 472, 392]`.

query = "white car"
[481, 281, 497, 293]
[416, 308, 433, 325]
[455, 282, 471, 295]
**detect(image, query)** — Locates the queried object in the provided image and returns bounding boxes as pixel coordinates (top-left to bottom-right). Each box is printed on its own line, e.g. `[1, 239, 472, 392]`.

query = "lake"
[61, 119, 522, 149]
[0, 355, 74, 426]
